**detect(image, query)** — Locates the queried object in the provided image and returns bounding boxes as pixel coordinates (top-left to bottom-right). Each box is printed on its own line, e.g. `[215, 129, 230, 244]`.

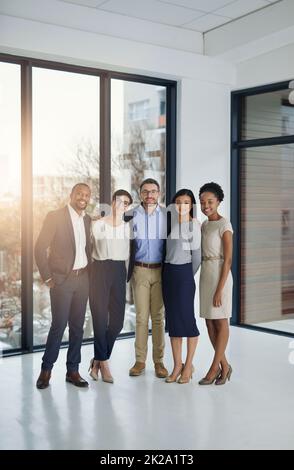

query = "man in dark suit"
[35, 183, 92, 389]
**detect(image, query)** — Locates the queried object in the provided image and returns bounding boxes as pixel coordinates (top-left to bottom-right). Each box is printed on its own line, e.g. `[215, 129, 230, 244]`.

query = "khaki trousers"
[131, 266, 165, 364]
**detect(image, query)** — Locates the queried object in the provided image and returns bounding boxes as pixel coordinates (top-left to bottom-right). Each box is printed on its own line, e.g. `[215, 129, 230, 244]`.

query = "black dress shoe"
[66, 371, 89, 388]
[36, 370, 51, 389]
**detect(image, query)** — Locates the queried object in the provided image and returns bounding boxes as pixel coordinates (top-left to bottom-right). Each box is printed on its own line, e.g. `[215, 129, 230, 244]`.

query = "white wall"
[178, 78, 231, 220]
[236, 42, 294, 89]
[0, 5, 236, 220]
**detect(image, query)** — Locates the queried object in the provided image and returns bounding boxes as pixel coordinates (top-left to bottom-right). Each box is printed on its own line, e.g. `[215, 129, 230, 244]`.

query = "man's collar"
[138, 203, 161, 214]
[67, 203, 85, 218]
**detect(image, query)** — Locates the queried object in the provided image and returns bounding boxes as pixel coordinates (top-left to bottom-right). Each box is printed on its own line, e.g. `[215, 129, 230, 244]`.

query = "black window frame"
[231, 80, 294, 338]
[0, 52, 177, 356]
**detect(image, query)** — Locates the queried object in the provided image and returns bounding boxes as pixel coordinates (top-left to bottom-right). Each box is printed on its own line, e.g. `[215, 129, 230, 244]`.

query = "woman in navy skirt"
[162, 189, 201, 384]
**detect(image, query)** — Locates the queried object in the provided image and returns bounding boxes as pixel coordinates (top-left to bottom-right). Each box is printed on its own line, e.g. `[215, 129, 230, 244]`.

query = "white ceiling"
[58, 0, 281, 33]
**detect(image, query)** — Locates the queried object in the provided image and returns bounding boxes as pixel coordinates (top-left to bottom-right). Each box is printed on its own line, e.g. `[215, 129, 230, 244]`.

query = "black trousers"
[89, 259, 126, 361]
[42, 270, 89, 372]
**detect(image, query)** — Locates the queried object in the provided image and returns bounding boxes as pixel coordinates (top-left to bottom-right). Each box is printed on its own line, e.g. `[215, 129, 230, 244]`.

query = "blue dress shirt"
[132, 204, 166, 263]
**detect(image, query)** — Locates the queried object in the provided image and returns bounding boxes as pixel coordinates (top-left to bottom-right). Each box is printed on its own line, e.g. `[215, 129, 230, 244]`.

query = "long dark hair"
[171, 188, 196, 219]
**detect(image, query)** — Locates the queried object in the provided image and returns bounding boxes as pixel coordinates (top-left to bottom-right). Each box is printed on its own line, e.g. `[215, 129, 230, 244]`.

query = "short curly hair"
[199, 182, 224, 202]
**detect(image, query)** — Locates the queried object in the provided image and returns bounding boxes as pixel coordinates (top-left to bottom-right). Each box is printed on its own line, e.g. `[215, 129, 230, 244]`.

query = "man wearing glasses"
[127, 178, 168, 378]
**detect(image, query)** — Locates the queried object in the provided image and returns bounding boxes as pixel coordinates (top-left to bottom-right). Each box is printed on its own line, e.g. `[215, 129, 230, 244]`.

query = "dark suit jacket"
[34, 206, 92, 285]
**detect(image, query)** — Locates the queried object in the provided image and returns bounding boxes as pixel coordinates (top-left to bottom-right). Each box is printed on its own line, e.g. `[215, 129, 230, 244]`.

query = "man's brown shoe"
[66, 371, 89, 388]
[129, 362, 145, 376]
[36, 369, 51, 389]
[155, 362, 168, 378]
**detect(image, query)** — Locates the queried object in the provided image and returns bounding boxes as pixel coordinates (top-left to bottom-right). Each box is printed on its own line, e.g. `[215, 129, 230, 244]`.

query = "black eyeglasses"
[141, 190, 159, 196]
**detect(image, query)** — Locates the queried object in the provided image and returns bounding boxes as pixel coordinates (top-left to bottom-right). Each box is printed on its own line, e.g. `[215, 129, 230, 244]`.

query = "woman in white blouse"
[88, 189, 132, 383]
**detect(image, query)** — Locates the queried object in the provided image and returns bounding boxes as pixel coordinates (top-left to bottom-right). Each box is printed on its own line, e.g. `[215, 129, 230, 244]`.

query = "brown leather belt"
[71, 266, 88, 276]
[135, 261, 162, 269]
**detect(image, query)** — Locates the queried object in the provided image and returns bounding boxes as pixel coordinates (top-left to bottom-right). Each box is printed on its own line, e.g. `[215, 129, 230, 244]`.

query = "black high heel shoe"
[215, 365, 232, 385]
[198, 368, 221, 385]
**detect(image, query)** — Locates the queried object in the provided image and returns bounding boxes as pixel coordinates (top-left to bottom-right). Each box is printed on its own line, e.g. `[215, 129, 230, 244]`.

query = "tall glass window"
[0, 53, 176, 354]
[242, 88, 294, 139]
[32, 68, 99, 346]
[232, 83, 294, 335]
[111, 79, 167, 333]
[0, 62, 21, 351]
[241, 144, 294, 333]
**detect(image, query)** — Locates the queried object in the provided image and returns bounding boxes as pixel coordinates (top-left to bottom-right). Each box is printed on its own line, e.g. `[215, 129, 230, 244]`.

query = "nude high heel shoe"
[165, 364, 184, 383]
[100, 361, 114, 384]
[215, 365, 232, 385]
[177, 365, 195, 384]
[88, 358, 100, 381]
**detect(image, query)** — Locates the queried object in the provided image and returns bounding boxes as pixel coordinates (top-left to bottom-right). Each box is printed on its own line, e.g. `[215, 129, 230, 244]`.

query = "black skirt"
[162, 263, 200, 338]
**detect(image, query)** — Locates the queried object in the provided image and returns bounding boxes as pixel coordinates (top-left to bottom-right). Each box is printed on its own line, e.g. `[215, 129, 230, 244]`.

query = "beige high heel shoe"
[177, 365, 195, 384]
[165, 364, 184, 383]
[215, 365, 232, 385]
[100, 361, 114, 384]
[198, 367, 221, 385]
[88, 358, 100, 381]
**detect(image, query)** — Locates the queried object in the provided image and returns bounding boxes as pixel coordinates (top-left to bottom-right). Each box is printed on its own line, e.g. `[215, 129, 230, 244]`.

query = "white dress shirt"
[92, 219, 130, 261]
[67, 203, 88, 269]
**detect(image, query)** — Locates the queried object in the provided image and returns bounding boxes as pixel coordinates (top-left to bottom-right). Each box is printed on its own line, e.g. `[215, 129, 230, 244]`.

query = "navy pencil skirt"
[162, 263, 200, 338]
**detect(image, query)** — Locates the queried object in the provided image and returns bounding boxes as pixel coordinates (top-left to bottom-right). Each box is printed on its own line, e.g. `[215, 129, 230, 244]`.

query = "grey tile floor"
[0, 323, 293, 450]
